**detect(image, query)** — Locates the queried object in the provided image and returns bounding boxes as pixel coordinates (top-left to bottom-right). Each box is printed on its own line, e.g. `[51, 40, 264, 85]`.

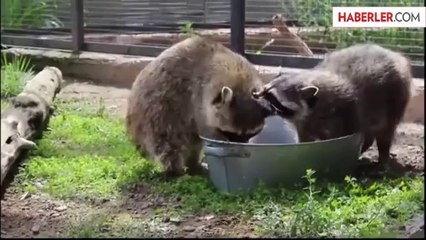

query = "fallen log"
[405, 214, 424, 238]
[1, 66, 62, 187]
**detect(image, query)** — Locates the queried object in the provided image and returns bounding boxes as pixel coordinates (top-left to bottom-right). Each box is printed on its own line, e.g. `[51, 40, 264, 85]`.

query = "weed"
[251, 170, 423, 238]
[1, 52, 34, 98]
[68, 213, 177, 238]
[96, 96, 107, 118]
[68, 214, 112, 238]
[180, 21, 195, 36]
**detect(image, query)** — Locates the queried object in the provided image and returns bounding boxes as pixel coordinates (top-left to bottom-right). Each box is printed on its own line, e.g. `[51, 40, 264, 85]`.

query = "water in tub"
[200, 116, 299, 168]
[249, 115, 300, 144]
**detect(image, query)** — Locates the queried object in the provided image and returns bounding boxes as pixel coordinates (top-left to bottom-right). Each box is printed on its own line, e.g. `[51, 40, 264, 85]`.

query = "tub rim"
[199, 132, 363, 147]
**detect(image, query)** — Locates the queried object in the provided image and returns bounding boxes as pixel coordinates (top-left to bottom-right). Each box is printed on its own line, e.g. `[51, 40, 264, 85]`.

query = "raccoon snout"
[217, 129, 259, 143]
[257, 91, 297, 118]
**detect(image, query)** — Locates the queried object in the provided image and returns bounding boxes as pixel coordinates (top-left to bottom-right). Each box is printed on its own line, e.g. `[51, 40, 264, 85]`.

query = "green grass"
[15, 100, 160, 200]
[153, 171, 423, 238]
[7, 98, 423, 238]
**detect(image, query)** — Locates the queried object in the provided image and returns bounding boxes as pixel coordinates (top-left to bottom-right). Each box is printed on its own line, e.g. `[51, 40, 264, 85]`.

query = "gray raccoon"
[126, 35, 273, 177]
[254, 70, 360, 141]
[254, 44, 412, 165]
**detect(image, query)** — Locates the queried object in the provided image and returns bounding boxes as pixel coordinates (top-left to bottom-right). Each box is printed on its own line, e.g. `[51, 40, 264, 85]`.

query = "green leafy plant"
[286, 169, 330, 237]
[252, 169, 422, 238]
[179, 21, 195, 36]
[1, 0, 63, 29]
[1, 52, 34, 98]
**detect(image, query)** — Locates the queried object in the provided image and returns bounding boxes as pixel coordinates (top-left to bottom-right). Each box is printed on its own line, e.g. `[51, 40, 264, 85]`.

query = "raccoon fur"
[126, 35, 273, 177]
[253, 44, 412, 165]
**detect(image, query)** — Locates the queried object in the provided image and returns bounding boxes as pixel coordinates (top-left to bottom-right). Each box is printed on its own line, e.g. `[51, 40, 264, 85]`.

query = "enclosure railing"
[1, 0, 424, 79]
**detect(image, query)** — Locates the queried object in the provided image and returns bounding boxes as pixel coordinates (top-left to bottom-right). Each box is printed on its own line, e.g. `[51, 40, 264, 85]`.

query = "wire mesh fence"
[1, 0, 424, 67]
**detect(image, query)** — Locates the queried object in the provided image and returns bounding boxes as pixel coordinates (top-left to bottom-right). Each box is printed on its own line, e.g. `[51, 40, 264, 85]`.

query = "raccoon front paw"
[186, 163, 208, 177]
[164, 166, 186, 180]
[377, 156, 391, 166]
[354, 159, 386, 178]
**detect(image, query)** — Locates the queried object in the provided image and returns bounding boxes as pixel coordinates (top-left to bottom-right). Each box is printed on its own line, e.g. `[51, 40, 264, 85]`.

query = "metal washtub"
[201, 117, 363, 193]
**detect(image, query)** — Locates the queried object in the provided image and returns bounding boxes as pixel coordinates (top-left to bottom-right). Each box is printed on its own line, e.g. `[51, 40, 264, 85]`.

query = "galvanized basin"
[200, 117, 363, 193]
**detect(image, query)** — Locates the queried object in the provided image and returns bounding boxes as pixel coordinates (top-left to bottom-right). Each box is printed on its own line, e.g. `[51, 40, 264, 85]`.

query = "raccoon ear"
[299, 86, 319, 99]
[220, 86, 234, 105]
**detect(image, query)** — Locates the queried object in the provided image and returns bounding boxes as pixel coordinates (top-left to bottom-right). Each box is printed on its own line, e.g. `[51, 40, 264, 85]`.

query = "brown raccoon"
[126, 35, 273, 177]
[254, 44, 412, 165]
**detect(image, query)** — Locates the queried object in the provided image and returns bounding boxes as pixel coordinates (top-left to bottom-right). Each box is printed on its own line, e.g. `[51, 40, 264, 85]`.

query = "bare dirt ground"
[57, 80, 131, 117]
[1, 183, 255, 238]
[1, 79, 424, 238]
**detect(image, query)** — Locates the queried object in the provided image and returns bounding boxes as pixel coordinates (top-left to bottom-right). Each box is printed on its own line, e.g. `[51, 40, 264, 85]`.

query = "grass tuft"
[1, 52, 34, 98]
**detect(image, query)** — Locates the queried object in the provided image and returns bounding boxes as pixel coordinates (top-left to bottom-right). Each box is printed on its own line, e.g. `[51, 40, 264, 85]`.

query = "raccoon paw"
[377, 156, 391, 165]
[354, 160, 386, 178]
[164, 166, 186, 180]
[186, 163, 208, 177]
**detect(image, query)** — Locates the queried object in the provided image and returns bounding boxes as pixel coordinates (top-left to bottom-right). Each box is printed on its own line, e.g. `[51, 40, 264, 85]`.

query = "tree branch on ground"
[1, 66, 62, 186]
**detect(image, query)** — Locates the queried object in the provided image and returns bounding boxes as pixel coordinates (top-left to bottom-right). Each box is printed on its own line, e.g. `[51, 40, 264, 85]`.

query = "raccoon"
[126, 35, 273, 177]
[253, 44, 412, 166]
[253, 70, 360, 141]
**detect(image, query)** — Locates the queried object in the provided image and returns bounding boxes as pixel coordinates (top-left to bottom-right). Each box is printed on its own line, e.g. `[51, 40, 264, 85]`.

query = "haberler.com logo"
[332, 7, 426, 28]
